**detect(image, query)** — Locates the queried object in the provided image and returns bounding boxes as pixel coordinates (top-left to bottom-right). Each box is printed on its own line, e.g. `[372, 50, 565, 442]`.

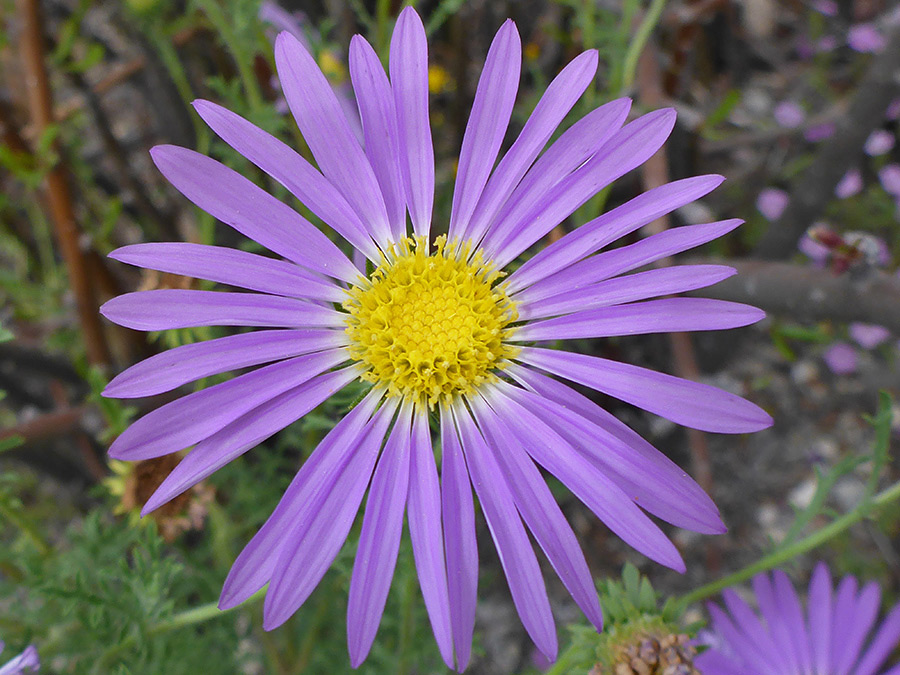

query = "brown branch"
[0, 407, 88, 445]
[753, 23, 900, 259]
[17, 0, 110, 367]
[687, 259, 900, 333]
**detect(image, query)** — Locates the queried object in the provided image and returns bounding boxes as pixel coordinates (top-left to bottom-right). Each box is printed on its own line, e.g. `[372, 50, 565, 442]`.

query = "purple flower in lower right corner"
[696, 564, 900, 674]
[0, 641, 39, 675]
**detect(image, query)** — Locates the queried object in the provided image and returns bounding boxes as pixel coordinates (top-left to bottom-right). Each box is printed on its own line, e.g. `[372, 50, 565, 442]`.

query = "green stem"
[619, 0, 667, 96]
[676, 479, 900, 611]
[375, 0, 391, 58]
[194, 0, 264, 113]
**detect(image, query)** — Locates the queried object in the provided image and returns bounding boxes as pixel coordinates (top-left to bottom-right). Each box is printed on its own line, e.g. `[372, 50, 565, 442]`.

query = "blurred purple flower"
[756, 188, 789, 221]
[865, 129, 895, 156]
[100, 8, 772, 669]
[886, 98, 900, 120]
[823, 342, 858, 375]
[774, 101, 805, 128]
[848, 23, 886, 53]
[817, 35, 839, 52]
[798, 229, 831, 265]
[879, 164, 900, 196]
[836, 168, 863, 198]
[0, 641, 39, 675]
[258, 1, 363, 141]
[697, 564, 900, 674]
[849, 322, 891, 349]
[804, 122, 836, 142]
[812, 0, 838, 16]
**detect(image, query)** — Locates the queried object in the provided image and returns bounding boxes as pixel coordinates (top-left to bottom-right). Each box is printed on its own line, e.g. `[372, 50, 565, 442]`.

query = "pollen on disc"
[343, 236, 519, 406]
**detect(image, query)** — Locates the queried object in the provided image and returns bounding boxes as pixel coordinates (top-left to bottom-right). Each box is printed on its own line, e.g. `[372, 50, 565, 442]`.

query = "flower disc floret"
[344, 236, 519, 405]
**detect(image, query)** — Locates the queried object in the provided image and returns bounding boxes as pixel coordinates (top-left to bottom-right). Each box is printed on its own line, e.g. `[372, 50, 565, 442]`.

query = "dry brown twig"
[17, 0, 111, 367]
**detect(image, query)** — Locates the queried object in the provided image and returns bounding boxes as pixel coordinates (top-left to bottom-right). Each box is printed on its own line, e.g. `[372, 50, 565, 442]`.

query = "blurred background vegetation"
[1, 0, 898, 672]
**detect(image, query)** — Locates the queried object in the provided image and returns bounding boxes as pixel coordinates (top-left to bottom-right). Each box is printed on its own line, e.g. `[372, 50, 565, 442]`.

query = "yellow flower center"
[343, 236, 519, 406]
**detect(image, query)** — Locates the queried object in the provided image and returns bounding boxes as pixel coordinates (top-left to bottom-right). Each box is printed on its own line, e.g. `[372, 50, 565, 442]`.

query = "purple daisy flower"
[100, 8, 771, 669]
[697, 564, 900, 674]
[0, 641, 39, 675]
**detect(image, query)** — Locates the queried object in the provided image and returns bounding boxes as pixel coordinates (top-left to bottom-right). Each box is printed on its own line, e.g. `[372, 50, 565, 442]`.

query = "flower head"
[697, 564, 900, 674]
[101, 8, 771, 669]
[0, 641, 39, 675]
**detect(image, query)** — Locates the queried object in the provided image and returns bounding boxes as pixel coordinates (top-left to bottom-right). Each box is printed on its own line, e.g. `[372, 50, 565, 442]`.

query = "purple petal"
[823, 342, 858, 375]
[109, 243, 345, 303]
[865, 129, 895, 156]
[849, 23, 885, 53]
[439, 405, 478, 671]
[274, 32, 392, 244]
[514, 218, 743, 305]
[754, 572, 803, 672]
[519, 346, 773, 433]
[104, 329, 346, 398]
[805, 122, 836, 142]
[453, 403, 558, 661]
[471, 396, 603, 630]
[486, 108, 677, 268]
[192, 100, 381, 259]
[773, 570, 813, 673]
[512, 297, 763, 342]
[258, 2, 307, 44]
[830, 575, 860, 668]
[849, 322, 891, 349]
[834, 581, 880, 674]
[720, 589, 782, 671]
[813, 0, 838, 15]
[879, 164, 900, 197]
[460, 50, 599, 244]
[506, 175, 724, 294]
[263, 403, 395, 629]
[502, 369, 724, 535]
[483, 383, 685, 570]
[219, 391, 385, 609]
[149, 145, 357, 281]
[143, 367, 357, 514]
[693, 648, 745, 675]
[348, 36, 407, 241]
[706, 602, 772, 672]
[808, 562, 833, 675]
[100, 289, 344, 331]
[408, 407, 454, 669]
[475, 98, 631, 253]
[517, 265, 737, 321]
[108, 349, 348, 460]
[448, 20, 521, 238]
[390, 7, 433, 240]
[774, 101, 805, 128]
[836, 169, 863, 198]
[347, 403, 412, 667]
[854, 603, 900, 675]
[0, 645, 39, 675]
[508, 365, 723, 533]
[756, 188, 789, 221]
